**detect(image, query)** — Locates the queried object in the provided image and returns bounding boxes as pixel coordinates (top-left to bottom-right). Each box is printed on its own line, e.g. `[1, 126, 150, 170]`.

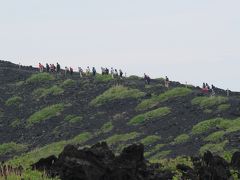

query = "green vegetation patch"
[27, 103, 64, 126]
[204, 130, 225, 142]
[6, 170, 60, 180]
[128, 107, 171, 125]
[5, 96, 22, 106]
[136, 87, 192, 111]
[173, 134, 190, 144]
[62, 79, 76, 88]
[10, 118, 21, 128]
[95, 74, 113, 82]
[26, 73, 54, 84]
[9, 132, 92, 167]
[33, 85, 64, 98]
[144, 144, 165, 158]
[90, 85, 145, 107]
[140, 135, 161, 146]
[0, 142, 27, 156]
[64, 115, 83, 123]
[99, 121, 113, 134]
[192, 117, 240, 135]
[191, 96, 228, 108]
[149, 150, 172, 160]
[217, 104, 231, 112]
[199, 140, 228, 155]
[105, 132, 140, 145]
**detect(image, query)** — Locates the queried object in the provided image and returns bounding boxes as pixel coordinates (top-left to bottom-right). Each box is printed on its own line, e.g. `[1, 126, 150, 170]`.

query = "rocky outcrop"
[32, 142, 174, 180]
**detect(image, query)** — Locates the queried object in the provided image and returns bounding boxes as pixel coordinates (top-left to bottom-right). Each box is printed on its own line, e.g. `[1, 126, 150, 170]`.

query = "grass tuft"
[5, 96, 22, 106]
[26, 73, 54, 84]
[136, 87, 192, 111]
[191, 96, 228, 108]
[62, 79, 76, 88]
[90, 85, 145, 107]
[199, 140, 228, 155]
[173, 134, 190, 144]
[140, 135, 161, 146]
[64, 115, 83, 123]
[32, 85, 64, 98]
[27, 104, 64, 126]
[128, 107, 171, 125]
[0, 142, 27, 156]
[204, 130, 225, 142]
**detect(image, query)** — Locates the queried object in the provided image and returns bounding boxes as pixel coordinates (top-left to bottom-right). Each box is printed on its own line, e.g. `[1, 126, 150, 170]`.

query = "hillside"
[1, 60, 240, 171]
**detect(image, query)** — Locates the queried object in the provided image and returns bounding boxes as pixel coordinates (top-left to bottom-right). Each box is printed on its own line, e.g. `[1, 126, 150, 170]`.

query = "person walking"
[165, 76, 169, 88]
[92, 67, 96, 76]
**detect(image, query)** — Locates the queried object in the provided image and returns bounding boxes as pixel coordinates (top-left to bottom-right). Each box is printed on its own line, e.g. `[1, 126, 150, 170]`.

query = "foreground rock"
[31, 142, 173, 180]
[32, 142, 240, 180]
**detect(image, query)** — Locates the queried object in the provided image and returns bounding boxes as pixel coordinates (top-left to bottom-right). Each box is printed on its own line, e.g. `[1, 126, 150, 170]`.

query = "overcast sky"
[0, 0, 240, 91]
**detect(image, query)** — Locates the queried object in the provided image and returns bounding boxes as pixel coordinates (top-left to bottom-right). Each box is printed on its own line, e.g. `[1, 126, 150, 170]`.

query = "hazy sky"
[0, 0, 240, 91]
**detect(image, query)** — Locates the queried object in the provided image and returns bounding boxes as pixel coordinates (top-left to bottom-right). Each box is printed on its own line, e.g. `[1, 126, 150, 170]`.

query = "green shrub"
[191, 96, 228, 108]
[15, 81, 25, 87]
[9, 132, 92, 167]
[33, 85, 64, 98]
[204, 131, 225, 142]
[105, 132, 140, 145]
[90, 85, 145, 107]
[100, 121, 113, 134]
[192, 117, 240, 135]
[149, 150, 172, 160]
[69, 132, 93, 144]
[6, 170, 60, 180]
[10, 118, 21, 128]
[217, 104, 231, 112]
[136, 87, 192, 111]
[62, 79, 76, 88]
[95, 74, 113, 82]
[64, 115, 83, 123]
[199, 140, 228, 155]
[128, 107, 171, 125]
[174, 134, 190, 144]
[26, 73, 54, 84]
[203, 109, 213, 114]
[5, 96, 22, 106]
[192, 118, 222, 135]
[27, 104, 64, 126]
[144, 144, 165, 157]
[0, 142, 27, 156]
[140, 135, 161, 146]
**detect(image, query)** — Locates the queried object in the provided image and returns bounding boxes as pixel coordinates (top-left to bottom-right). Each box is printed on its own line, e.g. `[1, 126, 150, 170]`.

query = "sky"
[0, 0, 240, 91]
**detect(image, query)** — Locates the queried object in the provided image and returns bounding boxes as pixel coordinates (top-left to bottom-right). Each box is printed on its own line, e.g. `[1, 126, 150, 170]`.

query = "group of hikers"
[38, 62, 231, 96]
[38, 63, 125, 79]
[144, 73, 170, 88]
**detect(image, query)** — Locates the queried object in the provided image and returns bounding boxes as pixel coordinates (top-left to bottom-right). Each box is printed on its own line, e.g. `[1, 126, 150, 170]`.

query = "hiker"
[202, 82, 209, 94]
[50, 64, 55, 73]
[65, 66, 69, 77]
[70, 67, 73, 76]
[86, 66, 90, 75]
[114, 69, 119, 78]
[211, 88, 215, 96]
[206, 83, 210, 90]
[144, 73, 150, 85]
[202, 83, 206, 89]
[165, 76, 170, 88]
[106, 68, 109, 75]
[111, 68, 114, 78]
[92, 67, 96, 76]
[46, 63, 50, 72]
[38, 63, 44, 72]
[227, 88, 230, 97]
[119, 69, 123, 79]
[56, 63, 61, 73]
[101, 67, 105, 75]
[78, 67, 83, 77]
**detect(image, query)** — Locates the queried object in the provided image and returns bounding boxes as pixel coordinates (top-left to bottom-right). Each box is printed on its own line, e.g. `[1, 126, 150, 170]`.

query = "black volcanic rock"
[32, 142, 174, 180]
